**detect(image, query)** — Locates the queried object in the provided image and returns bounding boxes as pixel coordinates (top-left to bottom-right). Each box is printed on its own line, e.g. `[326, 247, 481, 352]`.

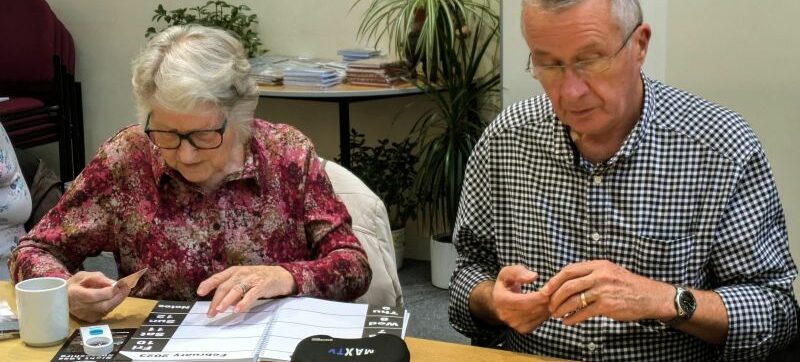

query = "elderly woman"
[9, 25, 371, 322]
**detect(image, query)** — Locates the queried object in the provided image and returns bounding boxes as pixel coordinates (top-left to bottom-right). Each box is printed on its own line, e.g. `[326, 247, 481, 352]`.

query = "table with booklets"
[0, 281, 568, 361]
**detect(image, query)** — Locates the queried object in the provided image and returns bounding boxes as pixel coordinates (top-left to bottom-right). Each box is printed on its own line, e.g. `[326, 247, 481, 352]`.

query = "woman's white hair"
[131, 25, 257, 141]
[522, 0, 642, 38]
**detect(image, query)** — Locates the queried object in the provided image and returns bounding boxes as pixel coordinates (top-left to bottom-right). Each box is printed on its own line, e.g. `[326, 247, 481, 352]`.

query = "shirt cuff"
[716, 284, 795, 361]
[448, 264, 502, 339]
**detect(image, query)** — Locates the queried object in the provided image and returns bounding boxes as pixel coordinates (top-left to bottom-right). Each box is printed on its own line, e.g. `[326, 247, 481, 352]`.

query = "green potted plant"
[356, 1, 500, 288]
[354, 0, 498, 80]
[145, 0, 265, 58]
[338, 129, 418, 269]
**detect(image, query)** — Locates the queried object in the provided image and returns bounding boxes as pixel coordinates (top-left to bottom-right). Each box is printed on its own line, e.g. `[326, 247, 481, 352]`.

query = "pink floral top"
[9, 120, 371, 301]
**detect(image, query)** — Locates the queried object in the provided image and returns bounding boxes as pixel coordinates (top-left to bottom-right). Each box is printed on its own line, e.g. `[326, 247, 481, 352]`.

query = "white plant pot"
[430, 234, 457, 289]
[391, 228, 405, 270]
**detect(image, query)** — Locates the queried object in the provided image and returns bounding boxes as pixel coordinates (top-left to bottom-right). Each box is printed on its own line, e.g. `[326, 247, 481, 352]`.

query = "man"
[448, 0, 798, 360]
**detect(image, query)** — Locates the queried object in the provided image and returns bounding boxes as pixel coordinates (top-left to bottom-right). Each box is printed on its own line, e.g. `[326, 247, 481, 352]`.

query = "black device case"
[290, 334, 410, 362]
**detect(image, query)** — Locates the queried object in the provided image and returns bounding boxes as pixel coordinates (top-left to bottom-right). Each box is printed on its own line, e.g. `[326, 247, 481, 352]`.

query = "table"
[259, 83, 424, 168]
[0, 281, 567, 361]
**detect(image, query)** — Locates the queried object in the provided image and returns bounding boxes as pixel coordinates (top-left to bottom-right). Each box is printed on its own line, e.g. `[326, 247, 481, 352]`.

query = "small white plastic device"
[79, 324, 114, 356]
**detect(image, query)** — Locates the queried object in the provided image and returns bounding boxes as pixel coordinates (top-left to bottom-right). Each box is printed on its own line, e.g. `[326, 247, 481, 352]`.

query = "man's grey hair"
[522, 0, 643, 38]
[131, 25, 257, 141]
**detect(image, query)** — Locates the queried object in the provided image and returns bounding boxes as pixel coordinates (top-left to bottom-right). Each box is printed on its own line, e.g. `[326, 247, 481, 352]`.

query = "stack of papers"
[337, 48, 381, 62]
[249, 55, 346, 88]
[249, 55, 290, 85]
[284, 66, 345, 88]
[346, 58, 409, 87]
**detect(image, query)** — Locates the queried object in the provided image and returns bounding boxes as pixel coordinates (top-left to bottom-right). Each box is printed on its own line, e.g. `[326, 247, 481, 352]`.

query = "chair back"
[321, 159, 403, 307]
[0, 0, 58, 85]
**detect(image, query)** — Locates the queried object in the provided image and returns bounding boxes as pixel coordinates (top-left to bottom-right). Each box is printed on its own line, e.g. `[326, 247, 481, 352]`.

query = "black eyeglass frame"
[525, 22, 643, 80]
[144, 113, 228, 150]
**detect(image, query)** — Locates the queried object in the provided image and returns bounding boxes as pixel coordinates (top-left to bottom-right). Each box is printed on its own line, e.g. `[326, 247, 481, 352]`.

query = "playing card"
[113, 268, 148, 291]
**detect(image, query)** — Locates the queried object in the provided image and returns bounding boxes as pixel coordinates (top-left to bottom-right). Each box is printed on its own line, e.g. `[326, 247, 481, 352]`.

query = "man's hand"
[470, 265, 551, 334]
[68, 271, 131, 323]
[541, 260, 674, 326]
[197, 265, 297, 317]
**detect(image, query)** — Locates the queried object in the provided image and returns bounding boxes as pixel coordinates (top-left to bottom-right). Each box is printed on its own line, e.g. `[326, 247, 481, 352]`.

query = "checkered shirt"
[449, 74, 798, 361]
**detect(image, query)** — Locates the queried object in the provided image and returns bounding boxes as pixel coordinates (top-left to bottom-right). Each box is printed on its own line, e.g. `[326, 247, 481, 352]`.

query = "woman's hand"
[67, 271, 131, 323]
[196, 266, 297, 317]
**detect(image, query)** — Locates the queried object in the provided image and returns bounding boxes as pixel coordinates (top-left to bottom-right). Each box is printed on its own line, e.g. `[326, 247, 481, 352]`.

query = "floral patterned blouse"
[9, 119, 371, 301]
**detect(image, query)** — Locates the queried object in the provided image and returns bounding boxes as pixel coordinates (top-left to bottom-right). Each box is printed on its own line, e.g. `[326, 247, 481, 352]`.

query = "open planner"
[115, 297, 409, 362]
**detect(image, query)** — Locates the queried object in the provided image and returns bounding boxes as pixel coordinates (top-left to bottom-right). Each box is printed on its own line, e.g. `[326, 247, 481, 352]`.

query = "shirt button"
[587, 342, 597, 351]
[591, 232, 601, 241]
[593, 175, 603, 185]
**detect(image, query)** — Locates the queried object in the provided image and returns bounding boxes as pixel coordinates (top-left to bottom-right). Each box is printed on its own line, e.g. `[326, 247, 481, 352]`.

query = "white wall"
[666, 0, 800, 294]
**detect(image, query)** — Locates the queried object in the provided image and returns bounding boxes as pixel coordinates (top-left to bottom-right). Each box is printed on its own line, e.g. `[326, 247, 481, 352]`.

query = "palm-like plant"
[354, 0, 498, 79]
[412, 19, 500, 234]
[355, 0, 500, 235]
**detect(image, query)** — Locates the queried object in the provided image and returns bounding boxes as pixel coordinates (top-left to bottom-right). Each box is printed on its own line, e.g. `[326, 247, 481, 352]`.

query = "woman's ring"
[238, 282, 251, 295]
[580, 292, 589, 309]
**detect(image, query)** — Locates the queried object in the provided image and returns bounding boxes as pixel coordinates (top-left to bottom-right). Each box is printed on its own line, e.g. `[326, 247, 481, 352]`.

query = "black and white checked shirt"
[449, 74, 798, 361]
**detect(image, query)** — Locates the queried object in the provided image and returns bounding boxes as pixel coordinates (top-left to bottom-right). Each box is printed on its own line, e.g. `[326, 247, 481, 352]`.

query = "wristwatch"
[671, 286, 696, 323]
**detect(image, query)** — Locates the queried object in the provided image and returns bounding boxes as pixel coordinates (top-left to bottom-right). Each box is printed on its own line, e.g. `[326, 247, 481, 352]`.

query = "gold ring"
[580, 292, 589, 309]
[238, 282, 251, 295]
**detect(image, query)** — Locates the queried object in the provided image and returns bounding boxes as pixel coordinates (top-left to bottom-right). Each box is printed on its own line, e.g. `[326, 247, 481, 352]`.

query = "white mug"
[15, 277, 69, 347]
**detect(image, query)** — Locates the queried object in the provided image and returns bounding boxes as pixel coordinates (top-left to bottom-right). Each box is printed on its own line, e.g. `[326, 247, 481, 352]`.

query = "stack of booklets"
[114, 297, 410, 362]
[345, 58, 409, 87]
[249, 55, 289, 85]
[337, 48, 381, 62]
[283, 65, 345, 89]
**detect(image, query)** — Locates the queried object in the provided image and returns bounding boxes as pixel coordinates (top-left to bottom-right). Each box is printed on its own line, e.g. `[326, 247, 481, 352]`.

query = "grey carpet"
[398, 259, 469, 345]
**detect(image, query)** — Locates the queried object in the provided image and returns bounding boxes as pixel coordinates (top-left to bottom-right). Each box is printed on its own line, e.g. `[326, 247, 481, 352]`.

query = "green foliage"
[338, 130, 418, 229]
[145, 0, 265, 58]
[412, 19, 500, 234]
[354, 0, 498, 80]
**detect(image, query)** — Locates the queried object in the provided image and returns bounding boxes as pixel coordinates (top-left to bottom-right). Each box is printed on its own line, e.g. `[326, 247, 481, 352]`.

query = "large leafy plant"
[354, 0, 498, 80]
[338, 130, 418, 230]
[145, 0, 265, 58]
[412, 19, 500, 234]
[356, 1, 501, 235]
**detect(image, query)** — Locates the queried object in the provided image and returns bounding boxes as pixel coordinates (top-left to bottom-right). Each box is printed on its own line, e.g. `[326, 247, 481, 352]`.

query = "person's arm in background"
[0, 125, 32, 280]
[712, 146, 798, 360]
[9, 128, 142, 321]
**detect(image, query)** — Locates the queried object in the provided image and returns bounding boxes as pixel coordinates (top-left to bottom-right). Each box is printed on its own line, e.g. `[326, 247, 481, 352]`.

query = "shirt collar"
[550, 72, 656, 169]
[149, 139, 259, 188]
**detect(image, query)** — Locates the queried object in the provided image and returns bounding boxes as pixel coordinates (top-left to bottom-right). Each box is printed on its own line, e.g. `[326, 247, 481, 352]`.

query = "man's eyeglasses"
[144, 113, 227, 150]
[526, 23, 642, 83]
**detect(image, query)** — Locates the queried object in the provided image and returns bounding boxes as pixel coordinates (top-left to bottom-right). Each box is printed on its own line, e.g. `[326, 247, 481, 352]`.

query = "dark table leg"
[338, 100, 350, 168]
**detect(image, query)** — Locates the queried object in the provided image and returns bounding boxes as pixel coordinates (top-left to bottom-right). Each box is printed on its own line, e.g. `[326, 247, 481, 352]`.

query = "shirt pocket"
[628, 232, 695, 285]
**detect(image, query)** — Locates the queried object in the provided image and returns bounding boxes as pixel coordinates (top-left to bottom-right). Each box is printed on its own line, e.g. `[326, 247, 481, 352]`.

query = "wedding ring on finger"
[580, 292, 589, 309]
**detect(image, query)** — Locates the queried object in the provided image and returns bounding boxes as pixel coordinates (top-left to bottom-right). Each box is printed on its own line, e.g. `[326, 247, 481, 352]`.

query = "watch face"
[677, 289, 696, 317]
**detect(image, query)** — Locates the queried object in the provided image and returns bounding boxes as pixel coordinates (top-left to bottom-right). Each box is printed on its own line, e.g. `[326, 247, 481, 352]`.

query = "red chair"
[0, 0, 85, 181]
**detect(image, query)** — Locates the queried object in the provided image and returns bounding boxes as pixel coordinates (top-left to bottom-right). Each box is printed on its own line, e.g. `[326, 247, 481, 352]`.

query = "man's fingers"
[541, 261, 595, 296]
[498, 265, 539, 292]
[548, 277, 594, 313]
[560, 301, 601, 326]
